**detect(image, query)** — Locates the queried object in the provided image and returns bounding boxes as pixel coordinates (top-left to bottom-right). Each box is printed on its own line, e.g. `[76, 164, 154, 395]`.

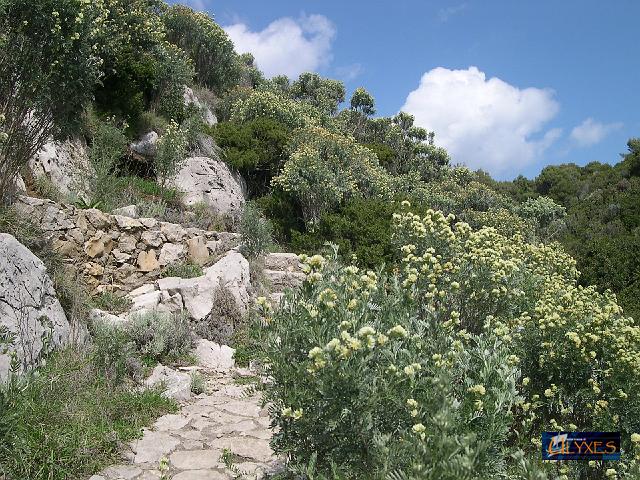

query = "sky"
[177, 0, 640, 180]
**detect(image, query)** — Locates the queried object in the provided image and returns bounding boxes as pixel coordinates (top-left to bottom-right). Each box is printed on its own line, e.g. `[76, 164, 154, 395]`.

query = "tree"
[273, 126, 389, 225]
[0, 0, 101, 204]
[163, 5, 240, 93]
[290, 73, 346, 116]
[350, 87, 375, 116]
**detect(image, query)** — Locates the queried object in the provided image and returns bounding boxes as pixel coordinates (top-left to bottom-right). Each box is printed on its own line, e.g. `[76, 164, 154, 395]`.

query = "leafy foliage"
[163, 4, 240, 93]
[254, 207, 640, 479]
[211, 118, 291, 197]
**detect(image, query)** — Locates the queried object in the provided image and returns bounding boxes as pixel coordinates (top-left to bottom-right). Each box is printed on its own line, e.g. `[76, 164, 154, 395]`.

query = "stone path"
[91, 370, 282, 480]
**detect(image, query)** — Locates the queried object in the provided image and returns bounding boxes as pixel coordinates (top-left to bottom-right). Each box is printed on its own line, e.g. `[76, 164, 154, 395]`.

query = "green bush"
[0, 349, 176, 480]
[92, 310, 194, 381]
[239, 202, 274, 259]
[162, 260, 204, 279]
[254, 206, 640, 479]
[127, 311, 194, 366]
[87, 116, 129, 210]
[211, 118, 292, 198]
[163, 4, 240, 93]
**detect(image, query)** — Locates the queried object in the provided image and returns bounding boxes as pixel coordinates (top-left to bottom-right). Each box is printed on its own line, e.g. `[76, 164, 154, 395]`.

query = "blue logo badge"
[542, 432, 621, 460]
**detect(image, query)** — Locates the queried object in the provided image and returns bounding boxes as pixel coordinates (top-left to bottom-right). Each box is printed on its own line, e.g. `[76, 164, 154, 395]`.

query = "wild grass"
[0, 349, 176, 480]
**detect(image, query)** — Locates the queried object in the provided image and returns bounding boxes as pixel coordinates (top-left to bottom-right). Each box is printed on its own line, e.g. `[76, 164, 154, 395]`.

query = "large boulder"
[170, 156, 245, 218]
[130, 131, 158, 157]
[28, 137, 92, 198]
[130, 250, 251, 321]
[0, 234, 71, 383]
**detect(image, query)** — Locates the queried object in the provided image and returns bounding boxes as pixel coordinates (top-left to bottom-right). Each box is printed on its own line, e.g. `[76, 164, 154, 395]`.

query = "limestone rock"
[170, 156, 245, 217]
[157, 250, 250, 321]
[187, 236, 209, 266]
[132, 430, 181, 464]
[137, 250, 160, 272]
[160, 222, 187, 243]
[112, 205, 139, 218]
[194, 339, 235, 371]
[264, 253, 301, 272]
[141, 229, 164, 247]
[169, 449, 221, 470]
[184, 86, 217, 127]
[159, 243, 186, 266]
[0, 234, 71, 382]
[114, 214, 143, 230]
[145, 365, 191, 402]
[130, 131, 159, 157]
[264, 269, 306, 291]
[28, 137, 92, 198]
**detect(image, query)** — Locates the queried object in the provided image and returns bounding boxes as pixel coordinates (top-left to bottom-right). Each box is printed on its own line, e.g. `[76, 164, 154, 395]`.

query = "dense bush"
[497, 139, 640, 319]
[87, 116, 129, 209]
[273, 126, 390, 225]
[254, 206, 640, 479]
[163, 4, 239, 93]
[239, 202, 274, 259]
[211, 118, 292, 197]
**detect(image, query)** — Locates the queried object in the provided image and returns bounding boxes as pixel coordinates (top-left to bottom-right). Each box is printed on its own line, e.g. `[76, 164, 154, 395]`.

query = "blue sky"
[180, 0, 639, 180]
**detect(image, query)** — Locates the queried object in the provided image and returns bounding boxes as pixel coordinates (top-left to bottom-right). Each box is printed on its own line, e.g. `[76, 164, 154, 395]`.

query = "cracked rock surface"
[0, 233, 71, 383]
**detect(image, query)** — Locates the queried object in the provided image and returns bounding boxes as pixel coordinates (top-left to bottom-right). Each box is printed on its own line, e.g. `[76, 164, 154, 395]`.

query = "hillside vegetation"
[1, 1, 639, 479]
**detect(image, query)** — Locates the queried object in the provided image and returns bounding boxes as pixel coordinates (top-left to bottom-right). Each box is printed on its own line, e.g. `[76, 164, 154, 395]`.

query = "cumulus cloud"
[402, 66, 561, 177]
[570, 117, 623, 147]
[224, 15, 336, 78]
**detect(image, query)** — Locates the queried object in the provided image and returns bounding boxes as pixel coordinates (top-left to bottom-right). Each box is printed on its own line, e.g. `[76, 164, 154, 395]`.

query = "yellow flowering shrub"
[255, 206, 640, 479]
[272, 126, 391, 224]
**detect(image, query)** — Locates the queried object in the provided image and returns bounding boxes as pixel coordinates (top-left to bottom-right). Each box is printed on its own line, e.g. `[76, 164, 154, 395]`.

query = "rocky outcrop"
[184, 86, 217, 127]
[14, 196, 239, 293]
[171, 156, 245, 218]
[28, 137, 92, 199]
[128, 250, 251, 321]
[130, 131, 158, 157]
[0, 234, 71, 383]
[145, 364, 192, 402]
[263, 253, 305, 306]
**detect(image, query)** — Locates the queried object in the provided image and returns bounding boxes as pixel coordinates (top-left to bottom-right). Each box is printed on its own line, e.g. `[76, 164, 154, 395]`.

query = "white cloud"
[402, 66, 561, 177]
[570, 117, 623, 147]
[438, 3, 468, 22]
[224, 15, 336, 78]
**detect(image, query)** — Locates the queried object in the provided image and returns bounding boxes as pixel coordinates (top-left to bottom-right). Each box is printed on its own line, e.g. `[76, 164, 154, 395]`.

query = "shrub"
[196, 286, 242, 345]
[231, 90, 322, 130]
[91, 291, 133, 315]
[163, 5, 240, 93]
[127, 311, 194, 366]
[162, 261, 204, 279]
[87, 116, 129, 210]
[239, 202, 274, 259]
[273, 126, 390, 225]
[211, 118, 292, 198]
[255, 206, 640, 479]
[92, 310, 194, 380]
[190, 371, 205, 395]
[155, 119, 188, 185]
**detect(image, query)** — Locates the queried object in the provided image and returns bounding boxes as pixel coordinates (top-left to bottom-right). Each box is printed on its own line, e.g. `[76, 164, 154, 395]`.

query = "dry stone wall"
[15, 196, 239, 293]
